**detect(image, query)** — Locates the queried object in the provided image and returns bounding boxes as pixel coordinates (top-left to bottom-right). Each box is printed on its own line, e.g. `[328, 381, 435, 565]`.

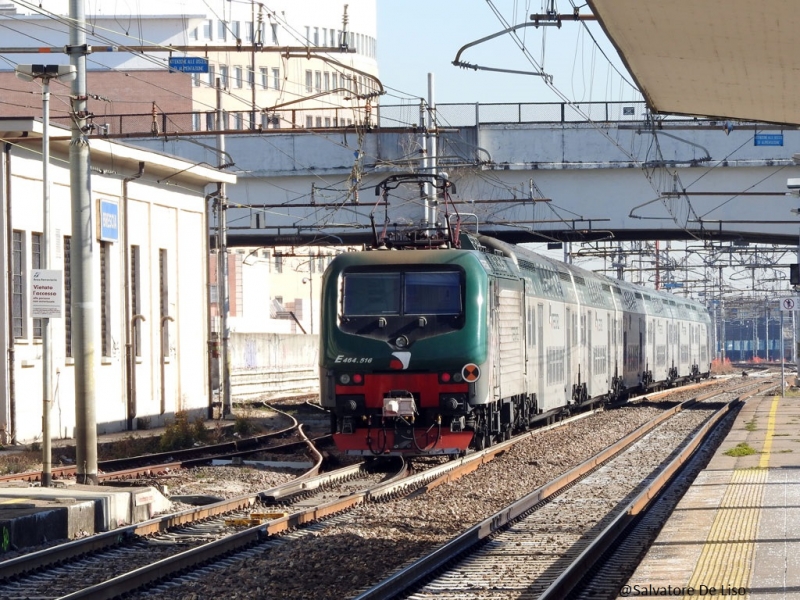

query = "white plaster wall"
[2, 142, 212, 442]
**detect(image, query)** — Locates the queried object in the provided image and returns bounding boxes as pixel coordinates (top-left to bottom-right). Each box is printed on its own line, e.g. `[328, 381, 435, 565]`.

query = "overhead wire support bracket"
[452, 23, 553, 80]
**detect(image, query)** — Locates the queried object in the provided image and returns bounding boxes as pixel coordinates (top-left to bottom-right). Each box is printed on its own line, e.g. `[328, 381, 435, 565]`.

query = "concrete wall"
[134, 121, 800, 245]
[230, 332, 318, 402]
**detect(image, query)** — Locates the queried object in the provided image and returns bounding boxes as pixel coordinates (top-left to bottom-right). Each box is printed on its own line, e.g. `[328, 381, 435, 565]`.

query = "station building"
[0, 118, 235, 443]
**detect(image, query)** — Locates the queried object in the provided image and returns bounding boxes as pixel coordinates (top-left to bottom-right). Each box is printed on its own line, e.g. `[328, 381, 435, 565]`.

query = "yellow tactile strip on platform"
[684, 468, 767, 597]
[682, 395, 782, 598]
[758, 396, 780, 469]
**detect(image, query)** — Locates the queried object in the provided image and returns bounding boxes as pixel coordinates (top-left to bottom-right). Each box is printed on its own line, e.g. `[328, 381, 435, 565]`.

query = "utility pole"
[216, 79, 231, 417]
[427, 73, 437, 228]
[69, 0, 97, 484]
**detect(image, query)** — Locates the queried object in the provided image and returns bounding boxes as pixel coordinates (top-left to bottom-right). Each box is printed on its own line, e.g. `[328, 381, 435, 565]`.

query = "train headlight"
[440, 372, 451, 383]
[453, 372, 464, 383]
[337, 373, 364, 386]
[395, 335, 409, 348]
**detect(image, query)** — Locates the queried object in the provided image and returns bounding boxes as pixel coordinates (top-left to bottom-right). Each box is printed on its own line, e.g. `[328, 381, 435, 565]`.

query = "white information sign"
[780, 297, 800, 312]
[30, 269, 63, 318]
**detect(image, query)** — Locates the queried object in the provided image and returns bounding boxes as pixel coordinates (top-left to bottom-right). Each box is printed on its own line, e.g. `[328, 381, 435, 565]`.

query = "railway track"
[0, 400, 612, 599]
[353, 379, 775, 600]
[0, 458, 398, 599]
[0, 403, 327, 484]
[0, 378, 758, 599]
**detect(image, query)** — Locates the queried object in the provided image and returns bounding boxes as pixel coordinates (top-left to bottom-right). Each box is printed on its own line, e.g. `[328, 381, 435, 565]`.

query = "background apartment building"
[0, 0, 379, 134]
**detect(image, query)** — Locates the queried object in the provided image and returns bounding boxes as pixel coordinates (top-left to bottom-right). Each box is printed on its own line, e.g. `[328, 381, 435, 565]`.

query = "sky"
[376, 0, 641, 106]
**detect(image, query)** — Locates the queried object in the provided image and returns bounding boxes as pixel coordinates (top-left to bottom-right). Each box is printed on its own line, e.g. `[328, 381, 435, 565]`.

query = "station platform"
[0, 482, 171, 553]
[0, 421, 204, 554]
[625, 391, 800, 599]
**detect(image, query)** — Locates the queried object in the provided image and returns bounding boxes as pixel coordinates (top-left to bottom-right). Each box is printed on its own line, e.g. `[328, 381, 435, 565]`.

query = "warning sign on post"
[30, 269, 62, 318]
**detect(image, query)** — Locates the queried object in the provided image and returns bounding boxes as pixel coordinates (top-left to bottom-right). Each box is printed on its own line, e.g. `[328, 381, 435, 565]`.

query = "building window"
[193, 113, 201, 131]
[207, 64, 216, 87]
[321, 28, 327, 46]
[324, 72, 330, 91]
[234, 112, 243, 130]
[316, 116, 322, 127]
[218, 20, 228, 41]
[203, 19, 212, 40]
[32, 232, 42, 338]
[272, 67, 280, 90]
[313, 27, 319, 45]
[192, 72, 201, 87]
[245, 21, 252, 42]
[305, 26, 310, 44]
[159, 249, 169, 357]
[315, 71, 321, 92]
[190, 26, 198, 41]
[306, 116, 313, 128]
[206, 111, 215, 131]
[232, 21, 240, 40]
[271, 22, 279, 44]
[219, 65, 229, 88]
[260, 67, 268, 89]
[247, 67, 254, 89]
[274, 252, 283, 273]
[100, 241, 110, 357]
[325, 117, 331, 127]
[332, 73, 338, 91]
[131, 245, 141, 357]
[234, 66, 243, 88]
[305, 70, 312, 93]
[64, 235, 71, 357]
[330, 29, 335, 47]
[12, 230, 24, 338]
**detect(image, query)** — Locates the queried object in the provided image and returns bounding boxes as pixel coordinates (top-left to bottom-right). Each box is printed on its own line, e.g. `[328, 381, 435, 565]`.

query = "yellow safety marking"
[683, 469, 767, 599]
[758, 396, 780, 469]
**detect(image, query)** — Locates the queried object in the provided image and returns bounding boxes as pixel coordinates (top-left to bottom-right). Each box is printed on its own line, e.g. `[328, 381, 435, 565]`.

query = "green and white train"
[318, 232, 712, 457]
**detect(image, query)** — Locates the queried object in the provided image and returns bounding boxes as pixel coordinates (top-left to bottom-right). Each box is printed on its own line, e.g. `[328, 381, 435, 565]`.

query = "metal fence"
[54, 100, 651, 137]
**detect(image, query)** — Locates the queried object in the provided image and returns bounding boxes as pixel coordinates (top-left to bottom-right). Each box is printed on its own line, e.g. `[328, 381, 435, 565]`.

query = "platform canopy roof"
[587, 0, 800, 125]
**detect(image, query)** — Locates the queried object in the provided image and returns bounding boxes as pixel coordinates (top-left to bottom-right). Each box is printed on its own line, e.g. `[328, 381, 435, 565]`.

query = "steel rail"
[50, 461, 410, 600]
[351, 381, 772, 600]
[539, 382, 776, 599]
[45, 407, 600, 599]
[0, 411, 306, 483]
[9, 401, 602, 596]
[0, 443, 347, 582]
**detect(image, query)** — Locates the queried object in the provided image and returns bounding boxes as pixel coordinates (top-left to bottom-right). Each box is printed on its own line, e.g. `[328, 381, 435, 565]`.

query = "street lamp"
[15, 64, 76, 487]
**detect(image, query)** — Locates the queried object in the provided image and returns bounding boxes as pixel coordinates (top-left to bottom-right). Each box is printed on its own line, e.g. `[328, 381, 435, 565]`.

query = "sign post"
[780, 296, 800, 393]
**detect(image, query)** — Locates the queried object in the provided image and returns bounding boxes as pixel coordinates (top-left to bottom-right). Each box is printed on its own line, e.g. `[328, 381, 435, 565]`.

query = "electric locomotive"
[318, 230, 712, 457]
[318, 178, 712, 457]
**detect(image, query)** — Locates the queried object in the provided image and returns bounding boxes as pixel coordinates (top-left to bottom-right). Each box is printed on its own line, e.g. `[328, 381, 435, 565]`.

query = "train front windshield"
[343, 271, 462, 316]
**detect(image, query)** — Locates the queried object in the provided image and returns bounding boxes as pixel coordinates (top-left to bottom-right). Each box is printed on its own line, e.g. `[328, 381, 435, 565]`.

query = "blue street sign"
[169, 57, 209, 73]
[754, 133, 783, 146]
[99, 199, 119, 242]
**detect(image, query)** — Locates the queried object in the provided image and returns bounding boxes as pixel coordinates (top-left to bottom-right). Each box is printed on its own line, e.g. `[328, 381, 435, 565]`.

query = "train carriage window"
[343, 273, 401, 315]
[405, 272, 462, 315]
